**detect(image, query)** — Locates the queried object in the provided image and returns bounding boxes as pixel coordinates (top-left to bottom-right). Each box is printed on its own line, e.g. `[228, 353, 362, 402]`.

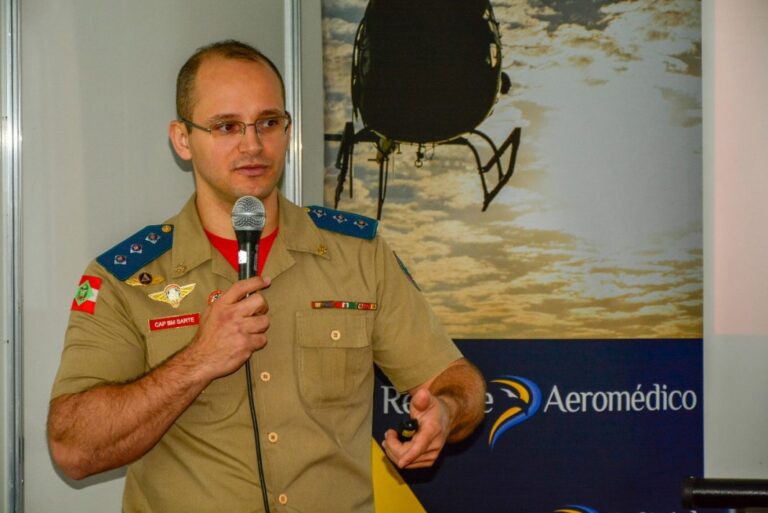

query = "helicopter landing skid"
[325, 124, 521, 220]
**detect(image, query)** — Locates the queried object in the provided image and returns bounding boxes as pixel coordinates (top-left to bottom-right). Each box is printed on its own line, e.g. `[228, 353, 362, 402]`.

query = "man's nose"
[238, 123, 264, 151]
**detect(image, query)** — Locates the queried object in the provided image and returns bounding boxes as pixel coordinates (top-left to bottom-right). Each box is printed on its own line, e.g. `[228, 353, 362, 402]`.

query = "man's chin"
[230, 183, 279, 203]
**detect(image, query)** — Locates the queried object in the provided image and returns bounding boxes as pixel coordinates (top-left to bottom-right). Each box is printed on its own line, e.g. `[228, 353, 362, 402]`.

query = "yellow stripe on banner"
[371, 439, 427, 513]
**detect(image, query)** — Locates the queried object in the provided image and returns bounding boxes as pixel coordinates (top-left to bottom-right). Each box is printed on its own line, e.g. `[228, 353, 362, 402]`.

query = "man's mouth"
[233, 163, 269, 176]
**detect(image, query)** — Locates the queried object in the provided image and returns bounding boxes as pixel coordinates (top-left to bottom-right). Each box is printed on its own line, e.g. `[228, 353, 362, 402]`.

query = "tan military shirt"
[52, 194, 462, 513]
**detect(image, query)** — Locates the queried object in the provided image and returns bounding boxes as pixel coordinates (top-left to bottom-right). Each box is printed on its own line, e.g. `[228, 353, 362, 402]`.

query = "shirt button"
[268, 432, 279, 443]
[330, 329, 341, 341]
[278, 494, 288, 505]
[260, 371, 271, 382]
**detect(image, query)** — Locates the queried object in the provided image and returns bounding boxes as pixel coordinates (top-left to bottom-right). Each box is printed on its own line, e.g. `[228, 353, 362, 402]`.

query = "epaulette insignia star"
[307, 207, 328, 218]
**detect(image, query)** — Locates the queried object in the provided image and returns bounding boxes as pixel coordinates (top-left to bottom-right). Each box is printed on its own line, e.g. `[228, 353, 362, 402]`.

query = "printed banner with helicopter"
[321, 1, 703, 512]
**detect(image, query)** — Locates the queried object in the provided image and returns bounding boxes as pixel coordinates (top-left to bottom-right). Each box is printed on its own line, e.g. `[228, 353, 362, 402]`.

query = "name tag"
[149, 313, 200, 331]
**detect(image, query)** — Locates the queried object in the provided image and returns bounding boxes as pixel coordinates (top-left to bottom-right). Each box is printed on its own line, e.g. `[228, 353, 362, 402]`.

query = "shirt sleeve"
[371, 235, 462, 392]
[51, 261, 147, 399]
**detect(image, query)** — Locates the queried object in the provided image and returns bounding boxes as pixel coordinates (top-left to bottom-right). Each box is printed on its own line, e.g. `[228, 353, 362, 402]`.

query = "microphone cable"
[245, 360, 271, 513]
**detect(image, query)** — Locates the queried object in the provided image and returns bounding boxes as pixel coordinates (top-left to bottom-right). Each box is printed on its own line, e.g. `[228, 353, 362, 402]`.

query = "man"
[48, 40, 485, 513]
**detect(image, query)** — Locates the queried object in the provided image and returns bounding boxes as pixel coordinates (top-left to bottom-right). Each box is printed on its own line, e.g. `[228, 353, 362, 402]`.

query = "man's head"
[169, 40, 291, 214]
[175, 40, 286, 121]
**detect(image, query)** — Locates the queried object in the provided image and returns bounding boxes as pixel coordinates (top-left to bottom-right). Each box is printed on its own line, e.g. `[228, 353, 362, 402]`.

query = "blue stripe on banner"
[373, 339, 708, 513]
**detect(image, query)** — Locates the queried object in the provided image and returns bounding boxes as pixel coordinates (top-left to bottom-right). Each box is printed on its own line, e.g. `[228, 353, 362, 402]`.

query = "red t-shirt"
[205, 229, 278, 274]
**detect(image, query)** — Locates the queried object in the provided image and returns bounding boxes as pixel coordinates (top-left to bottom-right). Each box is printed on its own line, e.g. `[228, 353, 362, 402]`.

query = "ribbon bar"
[311, 301, 378, 311]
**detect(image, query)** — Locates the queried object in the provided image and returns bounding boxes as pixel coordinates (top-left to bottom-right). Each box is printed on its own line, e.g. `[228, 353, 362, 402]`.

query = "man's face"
[176, 56, 290, 206]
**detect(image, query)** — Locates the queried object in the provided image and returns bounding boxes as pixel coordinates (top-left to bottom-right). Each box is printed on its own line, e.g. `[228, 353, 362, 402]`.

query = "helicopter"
[325, 0, 522, 219]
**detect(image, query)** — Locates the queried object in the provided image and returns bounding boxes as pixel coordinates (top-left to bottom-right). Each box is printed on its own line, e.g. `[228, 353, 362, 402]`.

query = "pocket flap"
[296, 310, 370, 349]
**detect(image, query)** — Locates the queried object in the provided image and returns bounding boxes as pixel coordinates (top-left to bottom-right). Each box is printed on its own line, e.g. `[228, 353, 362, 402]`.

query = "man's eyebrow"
[203, 109, 287, 124]
[255, 108, 288, 118]
[202, 113, 240, 124]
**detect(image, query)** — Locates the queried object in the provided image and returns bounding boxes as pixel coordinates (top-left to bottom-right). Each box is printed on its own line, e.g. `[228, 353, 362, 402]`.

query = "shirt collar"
[170, 194, 235, 281]
[169, 193, 329, 282]
[276, 194, 330, 259]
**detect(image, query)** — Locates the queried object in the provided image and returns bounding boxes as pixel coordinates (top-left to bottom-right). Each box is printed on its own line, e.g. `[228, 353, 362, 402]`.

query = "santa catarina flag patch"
[71, 275, 102, 314]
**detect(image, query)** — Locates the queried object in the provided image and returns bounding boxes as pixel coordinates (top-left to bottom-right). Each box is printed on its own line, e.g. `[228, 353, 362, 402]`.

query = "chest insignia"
[148, 283, 196, 308]
[125, 272, 165, 287]
[306, 206, 377, 240]
[208, 290, 224, 304]
[97, 224, 174, 281]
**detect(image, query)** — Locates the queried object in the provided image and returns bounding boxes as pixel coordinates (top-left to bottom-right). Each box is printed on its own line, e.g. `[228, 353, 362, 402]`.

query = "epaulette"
[96, 224, 174, 281]
[305, 206, 378, 240]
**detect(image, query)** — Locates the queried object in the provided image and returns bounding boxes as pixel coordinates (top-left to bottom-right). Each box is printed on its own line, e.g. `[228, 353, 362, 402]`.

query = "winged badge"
[148, 283, 196, 308]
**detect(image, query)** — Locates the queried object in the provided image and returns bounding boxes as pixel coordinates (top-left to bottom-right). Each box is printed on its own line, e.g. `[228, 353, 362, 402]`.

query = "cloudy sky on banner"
[321, 0, 702, 339]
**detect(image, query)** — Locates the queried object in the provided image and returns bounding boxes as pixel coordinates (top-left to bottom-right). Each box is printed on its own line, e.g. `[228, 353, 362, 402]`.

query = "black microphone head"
[232, 196, 266, 233]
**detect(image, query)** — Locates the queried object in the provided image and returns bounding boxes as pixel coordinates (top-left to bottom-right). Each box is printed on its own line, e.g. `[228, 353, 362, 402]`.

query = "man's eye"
[212, 122, 241, 134]
[261, 118, 281, 130]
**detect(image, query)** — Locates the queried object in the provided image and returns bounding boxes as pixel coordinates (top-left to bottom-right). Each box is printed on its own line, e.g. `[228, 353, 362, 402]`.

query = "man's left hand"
[382, 388, 453, 469]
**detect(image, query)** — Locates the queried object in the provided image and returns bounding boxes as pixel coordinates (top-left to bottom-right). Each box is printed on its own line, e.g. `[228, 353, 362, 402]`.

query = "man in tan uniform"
[48, 40, 485, 513]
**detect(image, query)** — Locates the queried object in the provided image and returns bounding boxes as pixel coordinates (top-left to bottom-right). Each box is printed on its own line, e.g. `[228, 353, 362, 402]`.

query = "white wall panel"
[21, 2, 286, 511]
[703, 0, 768, 477]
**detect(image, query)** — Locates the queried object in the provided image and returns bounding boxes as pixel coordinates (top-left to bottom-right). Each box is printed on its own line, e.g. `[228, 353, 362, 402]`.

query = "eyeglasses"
[180, 112, 292, 142]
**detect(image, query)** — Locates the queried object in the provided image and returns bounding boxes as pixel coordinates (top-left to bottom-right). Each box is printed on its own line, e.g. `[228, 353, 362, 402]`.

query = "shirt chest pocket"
[296, 310, 373, 408]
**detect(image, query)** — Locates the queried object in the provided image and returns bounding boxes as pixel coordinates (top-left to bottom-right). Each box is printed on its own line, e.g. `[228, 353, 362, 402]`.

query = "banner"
[322, 1, 704, 511]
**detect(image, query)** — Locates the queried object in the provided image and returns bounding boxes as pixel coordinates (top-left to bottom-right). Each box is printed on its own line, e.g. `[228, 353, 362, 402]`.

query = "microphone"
[231, 195, 271, 513]
[231, 196, 266, 280]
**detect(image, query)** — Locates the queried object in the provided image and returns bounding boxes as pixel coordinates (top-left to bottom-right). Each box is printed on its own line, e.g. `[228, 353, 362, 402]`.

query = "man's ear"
[169, 120, 192, 161]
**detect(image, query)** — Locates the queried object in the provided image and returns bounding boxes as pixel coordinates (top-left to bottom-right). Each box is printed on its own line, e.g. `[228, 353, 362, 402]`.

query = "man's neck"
[195, 190, 280, 239]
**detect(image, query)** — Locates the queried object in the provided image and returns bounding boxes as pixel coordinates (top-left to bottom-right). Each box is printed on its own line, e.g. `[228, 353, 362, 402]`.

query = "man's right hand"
[186, 275, 272, 382]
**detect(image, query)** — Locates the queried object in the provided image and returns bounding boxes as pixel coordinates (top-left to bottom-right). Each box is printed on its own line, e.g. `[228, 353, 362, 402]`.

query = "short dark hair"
[175, 40, 286, 121]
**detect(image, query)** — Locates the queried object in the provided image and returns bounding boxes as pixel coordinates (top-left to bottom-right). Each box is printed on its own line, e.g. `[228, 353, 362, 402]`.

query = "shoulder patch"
[395, 252, 421, 291]
[96, 224, 174, 281]
[305, 206, 378, 240]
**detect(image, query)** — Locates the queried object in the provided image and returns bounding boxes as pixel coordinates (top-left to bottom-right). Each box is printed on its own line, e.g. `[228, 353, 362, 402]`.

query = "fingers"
[382, 421, 444, 469]
[236, 290, 270, 317]
[218, 276, 272, 305]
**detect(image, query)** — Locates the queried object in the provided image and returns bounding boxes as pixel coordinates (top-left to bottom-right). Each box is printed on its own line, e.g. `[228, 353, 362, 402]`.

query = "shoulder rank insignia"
[305, 206, 377, 240]
[96, 224, 174, 281]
